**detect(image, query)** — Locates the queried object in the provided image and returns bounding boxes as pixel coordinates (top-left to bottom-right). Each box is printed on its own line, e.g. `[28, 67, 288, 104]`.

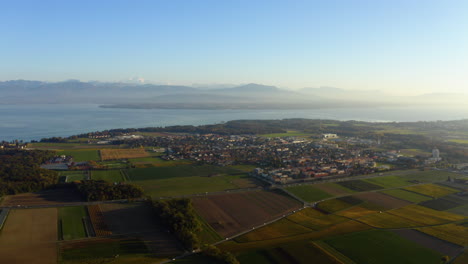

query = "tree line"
[74, 180, 143, 201]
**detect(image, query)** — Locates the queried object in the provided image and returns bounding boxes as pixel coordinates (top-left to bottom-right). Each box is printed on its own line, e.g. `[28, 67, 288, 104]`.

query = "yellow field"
[336, 206, 378, 219]
[100, 148, 150, 161]
[288, 210, 348, 231]
[358, 211, 421, 228]
[418, 224, 468, 246]
[236, 218, 312, 242]
[404, 184, 458, 198]
[388, 205, 465, 226]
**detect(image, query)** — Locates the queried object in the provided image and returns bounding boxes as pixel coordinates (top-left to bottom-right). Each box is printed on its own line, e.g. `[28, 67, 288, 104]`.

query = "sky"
[1, 0, 467, 95]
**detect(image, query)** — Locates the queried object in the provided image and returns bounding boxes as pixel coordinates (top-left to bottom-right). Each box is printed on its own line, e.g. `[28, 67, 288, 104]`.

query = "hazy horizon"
[2, 0, 468, 96]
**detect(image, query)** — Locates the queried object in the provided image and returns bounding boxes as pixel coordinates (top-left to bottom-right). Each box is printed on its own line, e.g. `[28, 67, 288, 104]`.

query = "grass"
[57, 149, 100, 162]
[404, 184, 458, 198]
[399, 170, 461, 183]
[381, 189, 432, 203]
[100, 148, 150, 161]
[128, 157, 193, 167]
[59, 206, 87, 240]
[448, 205, 468, 216]
[364, 176, 412, 188]
[59, 171, 88, 182]
[195, 212, 223, 244]
[91, 170, 125, 182]
[419, 198, 461, 211]
[447, 139, 468, 144]
[323, 230, 443, 264]
[285, 185, 334, 202]
[358, 211, 421, 229]
[126, 165, 259, 197]
[335, 206, 378, 218]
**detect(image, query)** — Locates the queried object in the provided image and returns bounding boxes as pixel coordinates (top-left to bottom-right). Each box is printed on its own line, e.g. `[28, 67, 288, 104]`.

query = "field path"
[0, 208, 57, 264]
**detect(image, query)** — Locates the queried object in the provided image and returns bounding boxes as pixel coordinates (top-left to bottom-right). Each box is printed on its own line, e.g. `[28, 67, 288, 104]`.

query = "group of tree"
[74, 180, 143, 201]
[201, 245, 239, 264]
[0, 149, 57, 195]
[151, 198, 202, 250]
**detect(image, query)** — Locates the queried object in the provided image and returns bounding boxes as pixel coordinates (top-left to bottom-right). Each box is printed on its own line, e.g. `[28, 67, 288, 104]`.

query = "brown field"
[314, 183, 354, 196]
[192, 190, 302, 237]
[0, 208, 57, 264]
[393, 229, 463, 258]
[100, 148, 150, 161]
[353, 192, 411, 210]
[88, 205, 112, 236]
[335, 206, 378, 218]
[99, 203, 182, 256]
[1, 188, 84, 207]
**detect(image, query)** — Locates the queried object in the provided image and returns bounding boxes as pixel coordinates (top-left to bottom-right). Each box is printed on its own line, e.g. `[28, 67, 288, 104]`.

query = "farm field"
[388, 205, 465, 226]
[353, 192, 410, 210]
[192, 190, 302, 237]
[237, 240, 342, 264]
[91, 170, 125, 182]
[381, 189, 432, 203]
[127, 165, 260, 197]
[60, 237, 162, 264]
[1, 187, 84, 206]
[454, 250, 468, 264]
[99, 203, 182, 256]
[314, 182, 356, 196]
[323, 230, 443, 264]
[358, 211, 421, 229]
[260, 130, 313, 138]
[363, 176, 412, 188]
[285, 185, 333, 202]
[100, 148, 150, 161]
[88, 205, 112, 237]
[317, 198, 356, 213]
[404, 184, 459, 198]
[128, 156, 193, 167]
[59, 206, 88, 240]
[57, 149, 100, 162]
[0, 208, 58, 264]
[392, 229, 463, 258]
[448, 205, 468, 216]
[399, 170, 461, 183]
[419, 198, 461, 211]
[335, 205, 378, 218]
[60, 170, 88, 182]
[336, 180, 384, 192]
[287, 208, 348, 230]
[235, 218, 312, 242]
[417, 224, 468, 246]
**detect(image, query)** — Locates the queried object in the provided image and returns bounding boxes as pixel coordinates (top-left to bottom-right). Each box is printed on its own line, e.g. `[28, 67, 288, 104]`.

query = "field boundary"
[313, 240, 356, 264]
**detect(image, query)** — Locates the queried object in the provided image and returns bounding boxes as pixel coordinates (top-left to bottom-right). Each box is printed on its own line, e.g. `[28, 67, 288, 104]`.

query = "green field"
[324, 230, 443, 264]
[59, 171, 88, 182]
[59, 206, 88, 240]
[195, 212, 223, 244]
[448, 205, 468, 216]
[235, 218, 312, 243]
[60, 239, 155, 264]
[317, 198, 355, 213]
[126, 165, 259, 197]
[57, 149, 100, 162]
[237, 241, 342, 264]
[364, 176, 412, 188]
[285, 185, 334, 202]
[336, 180, 383, 192]
[381, 189, 432, 203]
[399, 170, 461, 183]
[91, 170, 125, 182]
[128, 156, 193, 167]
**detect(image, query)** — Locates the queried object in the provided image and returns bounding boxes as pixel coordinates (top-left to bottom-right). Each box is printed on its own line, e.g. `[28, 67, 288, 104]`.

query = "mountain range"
[1, 80, 466, 109]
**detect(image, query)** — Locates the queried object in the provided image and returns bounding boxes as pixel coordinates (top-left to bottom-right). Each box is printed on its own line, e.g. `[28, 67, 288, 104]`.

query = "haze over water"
[1, 104, 466, 142]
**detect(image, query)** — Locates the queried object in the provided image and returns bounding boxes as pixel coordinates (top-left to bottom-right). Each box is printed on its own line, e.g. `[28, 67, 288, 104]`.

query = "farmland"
[417, 224, 468, 246]
[0, 208, 58, 264]
[59, 206, 88, 240]
[60, 170, 88, 182]
[323, 230, 443, 264]
[388, 205, 465, 225]
[363, 176, 412, 188]
[192, 190, 302, 237]
[336, 180, 384, 192]
[285, 185, 333, 202]
[353, 192, 410, 209]
[127, 165, 260, 197]
[91, 170, 125, 182]
[87, 205, 112, 237]
[381, 189, 432, 203]
[57, 149, 100, 162]
[1, 187, 84, 207]
[100, 148, 150, 161]
[404, 184, 459, 198]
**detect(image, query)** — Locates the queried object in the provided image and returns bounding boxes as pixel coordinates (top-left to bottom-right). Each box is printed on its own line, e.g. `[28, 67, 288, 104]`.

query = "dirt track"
[0, 208, 57, 264]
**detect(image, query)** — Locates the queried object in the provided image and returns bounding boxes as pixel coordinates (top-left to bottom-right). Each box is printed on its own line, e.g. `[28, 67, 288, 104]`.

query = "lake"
[0, 104, 467, 141]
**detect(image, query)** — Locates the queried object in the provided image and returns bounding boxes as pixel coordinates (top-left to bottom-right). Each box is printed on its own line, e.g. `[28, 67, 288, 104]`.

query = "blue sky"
[1, 0, 467, 94]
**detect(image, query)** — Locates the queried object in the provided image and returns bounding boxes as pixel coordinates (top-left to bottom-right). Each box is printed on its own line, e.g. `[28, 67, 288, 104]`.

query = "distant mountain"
[216, 83, 280, 93]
